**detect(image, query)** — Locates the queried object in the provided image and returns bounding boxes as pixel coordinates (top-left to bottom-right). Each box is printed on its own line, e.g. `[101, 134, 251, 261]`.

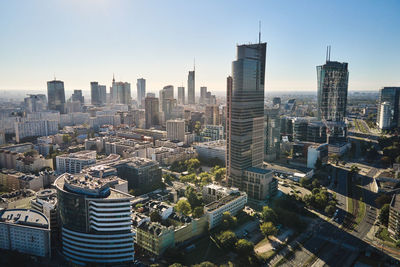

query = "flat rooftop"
[204, 192, 245, 212]
[0, 209, 49, 229]
[245, 167, 272, 175]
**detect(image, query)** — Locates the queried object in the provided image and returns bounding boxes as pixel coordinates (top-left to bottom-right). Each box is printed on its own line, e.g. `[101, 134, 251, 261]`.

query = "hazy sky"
[0, 0, 399, 97]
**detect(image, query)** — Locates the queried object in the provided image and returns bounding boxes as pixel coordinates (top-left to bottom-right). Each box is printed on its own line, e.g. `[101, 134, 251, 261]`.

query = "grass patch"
[255, 237, 270, 249]
[354, 198, 366, 225]
[377, 227, 395, 243]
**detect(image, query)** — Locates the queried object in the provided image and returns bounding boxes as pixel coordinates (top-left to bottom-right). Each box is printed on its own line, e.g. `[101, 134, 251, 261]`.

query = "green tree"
[169, 264, 185, 267]
[194, 121, 202, 135]
[192, 206, 204, 218]
[222, 211, 237, 230]
[199, 172, 212, 185]
[150, 211, 162, 222]
[193, 262, 217, 267]
[176, 199, 192, 216]
[261, 206, 277, 223]
[213, 168, 226, 182]
[180, 173, 196, 183]
[218, 230, 237, 248]
[260, 222, 278, 238]
[324, 205, 336, 215]
[186, 158, 200, 173]
[185, 186, 202, 208]
[235, 239, 254, 256]
[379, 204, 390, 226]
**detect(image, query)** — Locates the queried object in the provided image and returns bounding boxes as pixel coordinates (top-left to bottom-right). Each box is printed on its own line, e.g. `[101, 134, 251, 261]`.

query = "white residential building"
[15, 120, 58, 143]
[56, 150, 96, 174]
[194, 140, 226, 162]
[202, 184, 237, 204]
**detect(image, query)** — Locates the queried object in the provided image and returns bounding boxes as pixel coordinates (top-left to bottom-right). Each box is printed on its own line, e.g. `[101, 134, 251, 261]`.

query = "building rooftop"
[246, 167, 272, 175]
[58, 150, 96, 160]
[55, 173, 132, 199]
[0, 209, 49, 229]
[204, 192, 245, 212]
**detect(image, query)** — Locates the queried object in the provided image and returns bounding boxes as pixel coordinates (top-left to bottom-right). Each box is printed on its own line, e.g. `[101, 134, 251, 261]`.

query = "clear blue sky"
[0, 0, 399, 96]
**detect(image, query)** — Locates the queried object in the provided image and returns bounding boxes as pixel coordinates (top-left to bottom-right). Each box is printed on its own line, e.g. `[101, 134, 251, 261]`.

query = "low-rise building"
[307, 143, 329, 169]
[194, 140, 225, 162]
[202, 184, 237, 204]
[0, 209, 51, 257]
[204, 191, 247, 229]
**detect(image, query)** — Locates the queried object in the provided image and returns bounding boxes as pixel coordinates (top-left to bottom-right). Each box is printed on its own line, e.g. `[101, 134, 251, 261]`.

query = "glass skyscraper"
[136, 78, 146, 108]
[316, 60, 349, 122]
[47, 80, 66, 114]
[187, 70, 195, 104]
[227, 42, 266, 189]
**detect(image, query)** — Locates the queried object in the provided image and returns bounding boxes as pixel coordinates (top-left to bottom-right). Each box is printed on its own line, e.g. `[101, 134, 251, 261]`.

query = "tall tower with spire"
[187, 61, 195, 105]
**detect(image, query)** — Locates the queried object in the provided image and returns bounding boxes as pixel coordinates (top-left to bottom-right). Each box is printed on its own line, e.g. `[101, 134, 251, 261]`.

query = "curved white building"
[55, 173, 134, 265]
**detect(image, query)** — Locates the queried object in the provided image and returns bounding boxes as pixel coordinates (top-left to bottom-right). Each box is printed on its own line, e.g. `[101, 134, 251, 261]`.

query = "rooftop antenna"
[112, 73, 115, 83]
[329, 45, 331, 61]
[194, 58, 196, 72]
[259, 21, 261, 43]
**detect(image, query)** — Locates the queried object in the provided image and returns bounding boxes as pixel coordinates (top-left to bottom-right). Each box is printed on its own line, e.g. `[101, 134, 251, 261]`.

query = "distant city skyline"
[0, 0, 399, 93]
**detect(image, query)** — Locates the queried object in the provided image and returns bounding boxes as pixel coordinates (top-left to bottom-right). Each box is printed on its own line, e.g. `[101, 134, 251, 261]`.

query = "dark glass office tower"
[137, 78, 146, 108]
[227, 42, 266, 189]
[317, 53, 349, 122]
[145, 96, 160, 129]
[47, 80, 66, 114]
[187, 70, 195, 104]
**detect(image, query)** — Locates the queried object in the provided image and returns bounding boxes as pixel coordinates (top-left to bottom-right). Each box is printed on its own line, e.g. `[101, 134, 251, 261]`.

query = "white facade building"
[0, 209, 51, 257]
[378, 102, 392, 130]
[194, 140, 226, 162]
[56, 150, 96, 174]
[204, 191, 247, 229]
[15, 120, 58, 143]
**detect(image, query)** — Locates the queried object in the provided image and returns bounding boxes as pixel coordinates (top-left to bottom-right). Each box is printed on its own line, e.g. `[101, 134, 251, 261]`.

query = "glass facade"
[316, 61, 349, 122]
[376, 87, 400, 129]
[47, 80, 66, 114]
[227, 43, 266, 191]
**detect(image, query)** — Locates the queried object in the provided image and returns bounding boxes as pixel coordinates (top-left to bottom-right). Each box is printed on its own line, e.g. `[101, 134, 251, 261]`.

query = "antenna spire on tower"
[193, 58, 196, 72]
[259, 21, 261, 43]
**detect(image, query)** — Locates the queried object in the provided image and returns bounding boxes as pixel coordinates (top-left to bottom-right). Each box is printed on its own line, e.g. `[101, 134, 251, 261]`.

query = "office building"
[272, 97, 281, 107]
[204, 191, 247, 229]
[376, 87, 400, 129]
[202, 184, 237, 204]
[264, 107, 281, 161]
[307, 143, 329, 169]
[55, 173, 134, 265]
[71, 90, 84, 104]
[188, 70, 195, 104]
[24, 94, 47, 113]
[145, 97, 160, 129]
[200, 86, 207, 104]
[316, 48, 349, 122]
[378, 102, 392, 130]
[0, 209, 51, 257]
[226, 42, 266, 199]
[166, 119, 186, 142]
[91, 82, 107, 106]
[56, 150, 96, 174]
[111, 77, 131, 105]
[137, 78, 146, 108]
[47, 80, 66, 114]
[178, 86, 185, 105]
[194, 140, 226, 162]
[205, 105, 220, 125]
[242, 167, 277, 200]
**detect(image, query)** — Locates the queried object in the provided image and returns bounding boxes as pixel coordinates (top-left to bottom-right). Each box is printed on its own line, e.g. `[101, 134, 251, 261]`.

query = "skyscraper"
[188, 70, 195, 104]
[47, 80, 66, 114]
[145, 97, 160, 129]
[24, 94, 47, 113]
[376, 87, 400, 129]
[200, 86, 207, 104]
[71, 90, 84, 104]
[317, 48, 349, 122]
[178, 86, 185, 105]
[226, 42, 266, 190]
[91, 82, 107, 106]
[137, 78, 146, 108]
[111, 77, 131, 105]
